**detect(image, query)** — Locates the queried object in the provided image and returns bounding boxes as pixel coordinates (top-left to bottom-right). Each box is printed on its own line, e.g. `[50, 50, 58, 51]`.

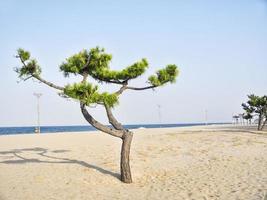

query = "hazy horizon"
[0, 0, 267, 126]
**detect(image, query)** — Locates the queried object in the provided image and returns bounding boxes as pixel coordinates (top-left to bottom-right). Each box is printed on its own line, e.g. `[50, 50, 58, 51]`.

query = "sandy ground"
[0, 125, 266, 200]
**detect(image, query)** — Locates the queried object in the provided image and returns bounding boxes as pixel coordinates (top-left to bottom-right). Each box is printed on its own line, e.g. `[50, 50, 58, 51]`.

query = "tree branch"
[17, 55, 27, 68]
[114, 84, 157, 96]
[104, 103, 124, 130]
[17, 54, 64, 91]
[80, 102, 123, 138]
[81, 54, 91, 71]
[33, 75, 64, 91]
[126, 85, 156, 91]
[115, 84, 128, 95]
[80, 70, 123, 135]
[93, 77, 124, 85]
[82, 73, 88, 82]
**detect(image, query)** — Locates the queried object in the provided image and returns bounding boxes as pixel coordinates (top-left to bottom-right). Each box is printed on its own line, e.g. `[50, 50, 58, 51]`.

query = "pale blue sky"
[0, 0, 266, 126]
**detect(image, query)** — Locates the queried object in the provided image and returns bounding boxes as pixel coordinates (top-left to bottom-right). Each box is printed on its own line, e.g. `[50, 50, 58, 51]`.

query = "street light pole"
[157, 104, 162, 126]
[33, 93, 42, 133]
[205, 109, 208, 125]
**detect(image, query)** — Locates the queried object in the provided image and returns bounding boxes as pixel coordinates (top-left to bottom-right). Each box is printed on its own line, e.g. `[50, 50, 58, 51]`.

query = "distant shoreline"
[0, 123, 230, 135]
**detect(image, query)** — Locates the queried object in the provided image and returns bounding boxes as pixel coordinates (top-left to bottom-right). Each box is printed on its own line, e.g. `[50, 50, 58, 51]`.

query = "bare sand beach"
[0, 125, 266, 200]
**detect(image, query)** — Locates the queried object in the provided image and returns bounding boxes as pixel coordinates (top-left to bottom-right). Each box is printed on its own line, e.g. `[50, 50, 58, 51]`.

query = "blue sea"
[0, 123, 227, 135]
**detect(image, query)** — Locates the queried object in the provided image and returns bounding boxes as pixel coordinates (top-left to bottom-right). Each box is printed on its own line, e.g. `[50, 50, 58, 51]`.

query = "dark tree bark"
[258, 113, 262, 131]
[80, 102, 133, 183]
[33, 75, 64, 90]
[104, 103, 133, 183]
[120, 130, 133, 183]
[104, 103, 124, 130]
[80, 103, 123, 138]
[79, 71, 134, 183]
[260, 118, 267, 131]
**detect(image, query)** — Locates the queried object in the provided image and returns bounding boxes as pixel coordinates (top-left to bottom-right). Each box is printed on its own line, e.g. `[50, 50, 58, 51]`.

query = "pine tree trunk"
[80, 103, 134, 183]
[258, 114, 262, 130]
[260, 118, 267, 131]
[120, 131, 133, 183]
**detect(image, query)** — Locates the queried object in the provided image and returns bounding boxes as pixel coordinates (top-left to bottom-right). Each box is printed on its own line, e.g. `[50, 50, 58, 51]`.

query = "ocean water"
[0, 123, 227, 135]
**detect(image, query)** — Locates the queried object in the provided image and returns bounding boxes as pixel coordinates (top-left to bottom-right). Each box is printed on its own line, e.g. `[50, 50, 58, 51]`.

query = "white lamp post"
[33, 93, 42, 133]
[157, 104, 162, 126]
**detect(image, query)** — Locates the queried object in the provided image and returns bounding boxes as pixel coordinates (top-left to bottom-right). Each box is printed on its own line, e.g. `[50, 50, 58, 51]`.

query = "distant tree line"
[242, 94, 267, 130]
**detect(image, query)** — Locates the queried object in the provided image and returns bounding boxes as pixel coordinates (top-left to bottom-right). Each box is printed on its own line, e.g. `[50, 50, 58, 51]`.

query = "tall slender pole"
[205, 109, 208, 125]
[157, 104, 162, 126]
[33, 93, 42, 133]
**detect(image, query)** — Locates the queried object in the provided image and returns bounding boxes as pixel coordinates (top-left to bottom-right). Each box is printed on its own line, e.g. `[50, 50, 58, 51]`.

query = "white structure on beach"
[33, 93, 42, 133]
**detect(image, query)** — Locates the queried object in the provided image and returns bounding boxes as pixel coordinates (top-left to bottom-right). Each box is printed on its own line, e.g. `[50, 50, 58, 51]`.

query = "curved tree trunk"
[80, 103, 133, 183]
[120, 131, 133, 183]
[260, 118, 267, 131]
[258, 114, 262, 130]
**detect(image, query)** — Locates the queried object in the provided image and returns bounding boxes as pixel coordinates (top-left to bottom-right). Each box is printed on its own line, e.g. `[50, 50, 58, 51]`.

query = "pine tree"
[15, 47, 179, 183]
[242, 94, 267, 131]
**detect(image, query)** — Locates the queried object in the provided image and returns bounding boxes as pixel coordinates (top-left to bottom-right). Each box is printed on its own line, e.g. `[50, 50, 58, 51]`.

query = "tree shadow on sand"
[0, 147, 120, 180]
